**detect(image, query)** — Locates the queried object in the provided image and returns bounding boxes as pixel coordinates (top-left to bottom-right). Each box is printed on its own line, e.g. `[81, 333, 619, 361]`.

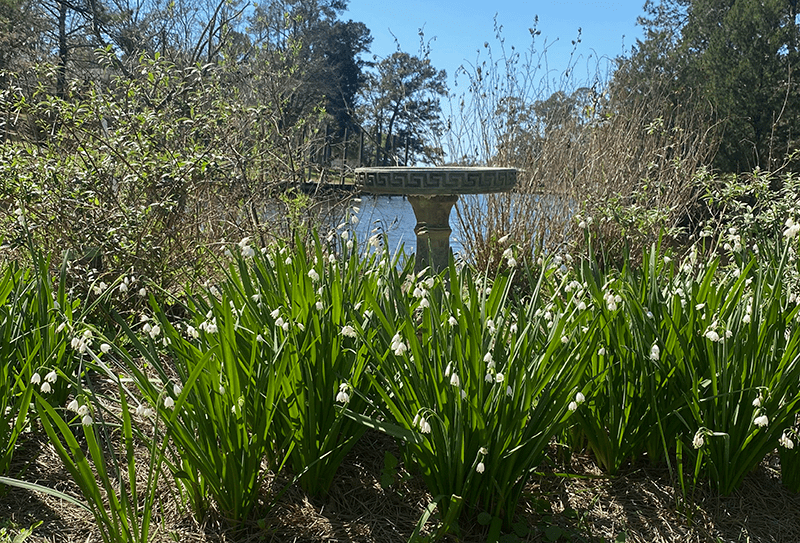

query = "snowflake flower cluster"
[67, 398, 93, 426]
[412, 413, 431, 434]
[391, 333, 408, 356]
[31, 369, 58, 394]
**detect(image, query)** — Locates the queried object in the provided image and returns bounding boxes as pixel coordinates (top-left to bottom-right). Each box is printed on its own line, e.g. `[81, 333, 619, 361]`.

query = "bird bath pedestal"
[354, 167, 517, 273]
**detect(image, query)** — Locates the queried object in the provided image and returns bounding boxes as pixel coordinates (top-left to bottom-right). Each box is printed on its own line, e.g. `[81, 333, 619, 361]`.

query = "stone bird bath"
[354, 167, 517, 273]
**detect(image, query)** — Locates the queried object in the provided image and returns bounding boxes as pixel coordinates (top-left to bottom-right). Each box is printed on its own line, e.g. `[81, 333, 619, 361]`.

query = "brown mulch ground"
[2, 427, 800, 543]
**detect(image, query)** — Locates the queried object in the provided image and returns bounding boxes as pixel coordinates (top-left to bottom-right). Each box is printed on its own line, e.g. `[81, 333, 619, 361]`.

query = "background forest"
[1, 0, 799, 277]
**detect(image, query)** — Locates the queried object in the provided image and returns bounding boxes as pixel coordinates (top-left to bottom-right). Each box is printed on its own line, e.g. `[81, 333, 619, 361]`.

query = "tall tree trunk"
[57, 0, 67, 98]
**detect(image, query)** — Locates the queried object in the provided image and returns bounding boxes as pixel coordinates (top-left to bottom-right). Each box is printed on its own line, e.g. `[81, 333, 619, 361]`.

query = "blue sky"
[345, 0, 646, 89]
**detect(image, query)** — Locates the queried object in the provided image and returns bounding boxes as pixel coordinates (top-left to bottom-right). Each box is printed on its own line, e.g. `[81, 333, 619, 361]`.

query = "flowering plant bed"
[1, 209, 799, 542]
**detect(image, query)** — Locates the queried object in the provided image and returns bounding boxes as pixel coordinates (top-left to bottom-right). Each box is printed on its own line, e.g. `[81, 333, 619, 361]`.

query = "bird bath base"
[354, 167, 517, 273]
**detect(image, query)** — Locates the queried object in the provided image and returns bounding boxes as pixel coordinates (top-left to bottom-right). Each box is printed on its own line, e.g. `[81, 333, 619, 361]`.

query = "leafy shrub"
[0, 52, 328, 299]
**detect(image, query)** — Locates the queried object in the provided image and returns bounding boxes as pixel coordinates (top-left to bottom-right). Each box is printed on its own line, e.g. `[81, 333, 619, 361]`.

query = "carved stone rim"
[355, 166, 517, 195]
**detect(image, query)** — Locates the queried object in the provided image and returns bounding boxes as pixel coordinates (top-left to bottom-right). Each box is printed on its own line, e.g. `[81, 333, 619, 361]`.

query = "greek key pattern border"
[355, 169, 516, 195]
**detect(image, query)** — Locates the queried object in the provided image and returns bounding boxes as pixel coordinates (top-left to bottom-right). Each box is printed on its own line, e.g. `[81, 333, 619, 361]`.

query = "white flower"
[752, 396, 762, 407]
[568, 401, 578, 411]
[391, 333, 408, 356]
[138, 287, 147, 297]
[692, 429, 705, 449]
[240, 244, 255, 258]
[308, 269, 320, 282]
[31, 372, 41, 385]
[81, 414, 93, 426]
[498, 234, 510, 244]
[92, 282, 108, 295]
[173, 383, 183, 396]
[186, 325, 199, 339]
[45, 370, 58, 384]
[201, 318, 218, 334]
[483, 352, 493, 365]
[275, 317, 286, 329]
[67, 399, 80, 412]
[780, 432, 795, 449]
[342, 325, 357, 338]
[754, 414, 769, 427]
[476, 462, 485, 474]
[270, 308, 281, 319]
[149, 324, 161, 339]
[419, 417, 431, 433]
[604, 291, 618, 311]
[575, 392, 585, 404]
[77, 404, 89, 417]
[598, 347, 606, 356]
[284, 256, 292, 265]
[336, 389, 350, 403]
[495, 372, 504, 383]
[419, 298, 430, 308]
[743, 313, 751, 324]
[506, 386, 513, 397]
[448, 315, 458, 326]
[118, 282, 128, 293]
[315, 300, 324, 311]
[485, 373, 494, 383]
[40, 382, 52, 394]
[502, 248, 513, 260]
[784, 218, 800, 239]
[577, 301, 587, 311]
[561, 335, 568, 344]
[56, 322, 67, 333]
[450, 373, 460, 387]
[100, 343, 112, 354]
[650, 343, 660, 361]
[704, 330, 720, 342]
[163, 396, 175, 409]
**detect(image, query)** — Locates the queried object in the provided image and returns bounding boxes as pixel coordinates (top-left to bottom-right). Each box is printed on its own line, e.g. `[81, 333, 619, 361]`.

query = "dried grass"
[444, 28, 719, 269]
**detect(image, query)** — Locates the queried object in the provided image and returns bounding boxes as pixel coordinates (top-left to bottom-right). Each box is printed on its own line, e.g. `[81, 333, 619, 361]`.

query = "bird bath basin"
[354, 167, 517, 273]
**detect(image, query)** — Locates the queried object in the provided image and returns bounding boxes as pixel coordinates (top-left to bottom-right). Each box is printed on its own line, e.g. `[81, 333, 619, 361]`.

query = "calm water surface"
[346, 194, 472, 258]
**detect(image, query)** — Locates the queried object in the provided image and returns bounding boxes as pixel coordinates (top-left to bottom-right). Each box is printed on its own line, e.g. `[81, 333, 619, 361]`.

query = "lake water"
[343, 194, 473, 258]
